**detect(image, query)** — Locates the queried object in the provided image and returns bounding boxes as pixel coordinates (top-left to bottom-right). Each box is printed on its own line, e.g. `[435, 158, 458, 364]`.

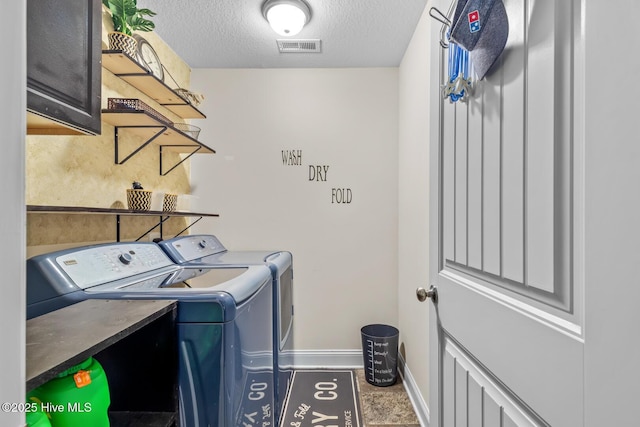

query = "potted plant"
[103, 0, 156, 58]
[126, 181, 152, 211]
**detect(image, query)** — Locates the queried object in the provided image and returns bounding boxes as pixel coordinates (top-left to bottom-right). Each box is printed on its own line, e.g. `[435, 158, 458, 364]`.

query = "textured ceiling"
[137, 0, 428, 69]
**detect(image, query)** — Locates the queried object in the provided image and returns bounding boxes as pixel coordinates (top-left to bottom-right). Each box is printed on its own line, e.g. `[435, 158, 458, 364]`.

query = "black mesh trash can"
[360, 324, 399, 387]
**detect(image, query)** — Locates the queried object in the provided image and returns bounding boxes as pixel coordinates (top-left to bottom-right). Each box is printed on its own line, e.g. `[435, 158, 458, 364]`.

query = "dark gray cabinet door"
[27, 0, 101, 135]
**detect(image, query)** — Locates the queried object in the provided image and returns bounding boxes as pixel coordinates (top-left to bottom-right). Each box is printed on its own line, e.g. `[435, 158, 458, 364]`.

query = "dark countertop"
[26, 299, 177, 391]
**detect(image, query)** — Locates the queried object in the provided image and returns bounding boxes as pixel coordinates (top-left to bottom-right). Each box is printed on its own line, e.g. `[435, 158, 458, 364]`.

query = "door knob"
[416, 285, 438, 303]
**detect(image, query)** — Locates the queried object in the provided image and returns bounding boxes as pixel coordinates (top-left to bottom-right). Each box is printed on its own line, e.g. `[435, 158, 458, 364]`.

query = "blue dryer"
[158, 234, 294, 423]
[26, 241, 275, 427]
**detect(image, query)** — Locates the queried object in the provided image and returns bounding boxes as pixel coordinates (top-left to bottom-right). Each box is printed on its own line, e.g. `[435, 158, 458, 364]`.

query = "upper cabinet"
[27, 0, 102, 135]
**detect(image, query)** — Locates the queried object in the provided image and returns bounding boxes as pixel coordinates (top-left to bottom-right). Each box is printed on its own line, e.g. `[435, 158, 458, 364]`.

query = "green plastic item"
[25, 407, 52, 427]
[27, 357, 110, 426]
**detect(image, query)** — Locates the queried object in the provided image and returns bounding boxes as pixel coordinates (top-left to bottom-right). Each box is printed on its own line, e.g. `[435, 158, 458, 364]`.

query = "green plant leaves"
[103, 0, 156, 35]
[130, 7, 156, 33]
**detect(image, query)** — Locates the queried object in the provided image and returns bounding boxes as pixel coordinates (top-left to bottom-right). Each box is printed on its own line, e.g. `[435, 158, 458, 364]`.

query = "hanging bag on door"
[449, 0, 509, 80]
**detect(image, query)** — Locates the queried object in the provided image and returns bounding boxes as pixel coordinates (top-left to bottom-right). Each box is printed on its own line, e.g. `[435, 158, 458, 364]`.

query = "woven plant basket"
[126, 189, 152, 211]
[163, 193, 178, 212]
[108, 32, 137, 58]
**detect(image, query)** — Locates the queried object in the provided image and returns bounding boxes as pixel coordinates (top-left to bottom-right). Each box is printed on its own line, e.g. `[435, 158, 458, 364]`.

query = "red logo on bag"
[468, 10, 480, 33]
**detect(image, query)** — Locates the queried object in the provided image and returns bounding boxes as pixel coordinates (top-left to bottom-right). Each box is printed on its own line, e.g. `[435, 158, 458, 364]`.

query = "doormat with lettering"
[236, 370, 275, 427]
[280, 370, 362, 427]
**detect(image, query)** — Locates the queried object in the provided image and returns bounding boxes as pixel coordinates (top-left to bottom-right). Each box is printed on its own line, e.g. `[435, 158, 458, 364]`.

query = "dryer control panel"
[159, 234, 227, 263]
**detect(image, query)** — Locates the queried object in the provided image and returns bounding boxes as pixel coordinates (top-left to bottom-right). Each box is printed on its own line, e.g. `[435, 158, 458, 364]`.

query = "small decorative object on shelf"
[127, 181, 152, 210]
[107, 31, 138, 59]
[175, 88, 205, 107]
[133, 34, 164, 81]
[173, 123, 201, 140]
[103, 0, 156, 58]
[107, 98, 171, 125]
[162, 193, 178, 212]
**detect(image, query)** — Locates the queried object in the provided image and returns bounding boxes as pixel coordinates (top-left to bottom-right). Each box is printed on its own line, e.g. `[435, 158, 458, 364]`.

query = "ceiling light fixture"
[262, 0, 311, 37]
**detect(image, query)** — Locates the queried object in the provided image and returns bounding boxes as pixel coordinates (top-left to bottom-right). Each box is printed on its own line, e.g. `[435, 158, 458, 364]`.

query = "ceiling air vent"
[276, 39, 322, 53]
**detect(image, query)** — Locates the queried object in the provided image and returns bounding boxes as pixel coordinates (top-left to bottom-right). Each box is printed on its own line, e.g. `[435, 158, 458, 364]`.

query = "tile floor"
[354, 369, 420, 427]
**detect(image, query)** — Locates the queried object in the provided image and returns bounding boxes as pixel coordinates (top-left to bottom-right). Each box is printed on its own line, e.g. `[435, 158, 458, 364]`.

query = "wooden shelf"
[102, 50, 206, 119]
[102, 50, 213, 176]
[102, 109, 215, 154]
[27, 205, 219, 218]
[27, 205, 219, 242]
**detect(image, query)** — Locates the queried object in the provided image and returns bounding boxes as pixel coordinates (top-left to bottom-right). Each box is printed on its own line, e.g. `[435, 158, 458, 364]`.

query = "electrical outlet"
[149, 232, 161, 242]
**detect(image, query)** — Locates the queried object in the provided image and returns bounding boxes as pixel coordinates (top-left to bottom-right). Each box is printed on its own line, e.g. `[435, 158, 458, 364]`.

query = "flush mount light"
[262, 0, 311, 37]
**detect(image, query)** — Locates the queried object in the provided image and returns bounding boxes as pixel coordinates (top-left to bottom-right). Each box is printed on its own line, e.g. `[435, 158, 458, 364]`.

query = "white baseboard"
[291, 349, 363, 369]
[398, 354, 430, 427]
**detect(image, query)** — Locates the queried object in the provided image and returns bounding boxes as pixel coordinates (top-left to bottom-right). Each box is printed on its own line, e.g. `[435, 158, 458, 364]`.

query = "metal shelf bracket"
[116, 215, 205, 242]
[160, 145, 203, 176]
[173, 216, 204, 238]
[114, 125, 168, 165]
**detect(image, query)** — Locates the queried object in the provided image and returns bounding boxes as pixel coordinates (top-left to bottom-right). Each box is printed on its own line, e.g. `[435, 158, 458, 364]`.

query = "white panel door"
[428, 0, 584, 425]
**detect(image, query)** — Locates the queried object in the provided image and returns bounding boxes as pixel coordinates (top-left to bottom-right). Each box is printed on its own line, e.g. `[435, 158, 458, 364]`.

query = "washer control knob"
[198, 240, 207, 249]
[119, 253, 133, 265]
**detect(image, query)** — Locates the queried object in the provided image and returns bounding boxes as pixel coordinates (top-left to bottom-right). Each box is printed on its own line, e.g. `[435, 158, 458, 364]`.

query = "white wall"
[0, 1, 26, 426]
[190, 68, 399, 357]
[398, 4, 432, 419]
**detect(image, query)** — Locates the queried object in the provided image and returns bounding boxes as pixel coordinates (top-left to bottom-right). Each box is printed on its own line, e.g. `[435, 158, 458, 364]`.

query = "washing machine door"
[177, 323, 225, 427]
